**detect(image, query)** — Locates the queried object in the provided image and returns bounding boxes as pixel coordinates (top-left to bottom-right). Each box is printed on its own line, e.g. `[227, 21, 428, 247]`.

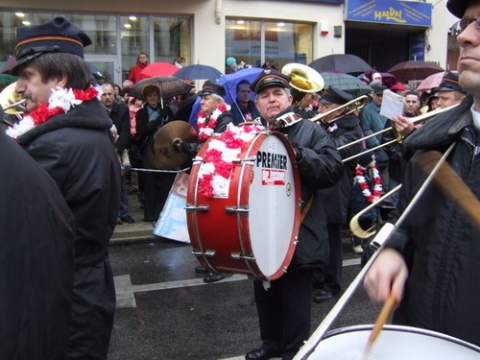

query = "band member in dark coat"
[312, 87, 364, 303]
[364, 0, 480, 348]
[229, 79, 260, 125]
[7, 18, 120, 360]
[245, 69, 343, 360]
[0, 125, 75, 360]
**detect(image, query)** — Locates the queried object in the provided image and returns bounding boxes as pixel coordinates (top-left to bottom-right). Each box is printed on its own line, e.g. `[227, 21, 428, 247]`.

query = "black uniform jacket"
[0, 130, 75, 360]
[17, 99, 121, 268]
[317, 113, 364, 224]
[388, 95, 480, 346]
[263, 107, 344, 269]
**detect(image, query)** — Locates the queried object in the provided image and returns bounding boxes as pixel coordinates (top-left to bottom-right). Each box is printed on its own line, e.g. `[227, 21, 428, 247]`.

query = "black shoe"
[203, 273, 224, 283]
[313, 289, 339, 303]
[245, 348, 280, 360]
[119, 215, 135, 224]
[116, 217, 123, 225]
[195, 266, 208, 274]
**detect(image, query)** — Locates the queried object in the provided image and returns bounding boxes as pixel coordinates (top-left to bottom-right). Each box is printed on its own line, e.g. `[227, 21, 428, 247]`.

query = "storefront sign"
[346, 0, 432, 27]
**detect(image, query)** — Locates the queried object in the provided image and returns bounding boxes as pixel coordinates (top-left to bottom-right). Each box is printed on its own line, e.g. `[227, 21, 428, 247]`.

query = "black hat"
[320, 87, 354, 105]
[447, 0, 469, 18]
[437, 71, 465, 94]
[10, 17, 91, 75]
[197, 81, 226, 97]
[250, 69, 291, 94]
[358, 153, 374, 168]
[370, 83, 387, 95]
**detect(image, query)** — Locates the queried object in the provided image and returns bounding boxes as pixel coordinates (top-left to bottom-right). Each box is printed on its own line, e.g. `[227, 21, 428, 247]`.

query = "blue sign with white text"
[346, 0, 432, 27]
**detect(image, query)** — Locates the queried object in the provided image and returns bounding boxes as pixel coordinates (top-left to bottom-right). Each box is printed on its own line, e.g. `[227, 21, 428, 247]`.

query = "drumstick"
[416, 151, 480, 227]
[363, 292, 396, 357]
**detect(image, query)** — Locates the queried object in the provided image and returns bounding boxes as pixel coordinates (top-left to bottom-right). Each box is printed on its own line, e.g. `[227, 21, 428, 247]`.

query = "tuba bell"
[0, 82, 26, 115]
[282, 63, 324, 106]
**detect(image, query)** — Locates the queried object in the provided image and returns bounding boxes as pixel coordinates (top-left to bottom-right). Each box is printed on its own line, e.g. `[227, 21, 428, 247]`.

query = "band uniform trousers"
[253, 269, 313, 360]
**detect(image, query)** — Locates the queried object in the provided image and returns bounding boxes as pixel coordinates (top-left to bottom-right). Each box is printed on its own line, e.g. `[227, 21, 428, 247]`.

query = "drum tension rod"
[225, 206, 249, 215]
[192, 249, 215, 257]
[185, 204, 209, 213]
[231, 252, 255, 261]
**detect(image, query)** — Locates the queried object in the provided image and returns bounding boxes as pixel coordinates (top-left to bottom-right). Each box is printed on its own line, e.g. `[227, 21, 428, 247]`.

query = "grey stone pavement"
[107, 188, 383, 360]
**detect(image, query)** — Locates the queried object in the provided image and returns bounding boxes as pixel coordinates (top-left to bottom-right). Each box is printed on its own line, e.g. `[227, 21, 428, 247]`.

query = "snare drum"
[186, 131, 301, 280]
[305, 325, 480, 359]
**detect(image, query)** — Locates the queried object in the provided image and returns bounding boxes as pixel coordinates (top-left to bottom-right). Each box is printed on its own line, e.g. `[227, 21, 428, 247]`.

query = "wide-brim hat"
[250, 69, 291, 94]
[9, 17, 91, 75]
[447, 0, 469, 18]
[197, 81, 226, 97]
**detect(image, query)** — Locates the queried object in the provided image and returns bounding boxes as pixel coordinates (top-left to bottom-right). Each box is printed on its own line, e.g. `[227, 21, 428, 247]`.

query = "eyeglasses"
[451, 17, 480, 36]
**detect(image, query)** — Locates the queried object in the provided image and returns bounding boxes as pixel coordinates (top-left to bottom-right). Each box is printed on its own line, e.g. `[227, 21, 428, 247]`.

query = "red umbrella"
[139, 62, 179, 79]
[416, 71, 452, 92]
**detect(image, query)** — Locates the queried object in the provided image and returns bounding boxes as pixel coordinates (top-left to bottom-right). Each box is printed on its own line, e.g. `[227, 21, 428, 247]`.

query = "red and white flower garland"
[355, 163, 383, 203]
[6, 86, 98, 139]
[198, 123, 264, 198]
[196, 103, 231, 142]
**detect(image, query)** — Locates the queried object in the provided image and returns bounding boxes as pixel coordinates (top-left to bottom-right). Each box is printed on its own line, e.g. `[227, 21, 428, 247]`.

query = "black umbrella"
[175, 64, 222, 82]
[129, 76, 194, 100]
[309, 54, 373, 74]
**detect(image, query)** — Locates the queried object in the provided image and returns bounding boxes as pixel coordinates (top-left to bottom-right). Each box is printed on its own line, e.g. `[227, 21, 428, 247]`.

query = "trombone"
[338, 104, 460, 155]
[310, 95, 369, 124]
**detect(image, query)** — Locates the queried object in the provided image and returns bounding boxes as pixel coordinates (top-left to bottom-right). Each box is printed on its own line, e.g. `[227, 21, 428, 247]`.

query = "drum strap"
[300, 194, 314, 223]
[268, 112, 302, 130]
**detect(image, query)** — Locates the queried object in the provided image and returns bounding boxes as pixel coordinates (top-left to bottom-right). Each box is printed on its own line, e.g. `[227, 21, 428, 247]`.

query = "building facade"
[0, 0, 457, 86]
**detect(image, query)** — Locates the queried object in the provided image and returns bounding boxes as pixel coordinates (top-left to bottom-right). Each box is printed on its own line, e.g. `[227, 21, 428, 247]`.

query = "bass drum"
[305, 325, 480, 359]
[187, 131, 301, 280]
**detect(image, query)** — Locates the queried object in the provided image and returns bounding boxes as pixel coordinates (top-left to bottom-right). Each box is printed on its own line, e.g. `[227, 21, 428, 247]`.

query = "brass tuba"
[0, 82, 26, 115]
[281, 63, 324, 106]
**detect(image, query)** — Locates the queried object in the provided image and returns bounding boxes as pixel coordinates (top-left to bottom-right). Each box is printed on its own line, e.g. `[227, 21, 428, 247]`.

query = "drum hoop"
[324, 324, 480, 352]
[236, 131, 302, 280]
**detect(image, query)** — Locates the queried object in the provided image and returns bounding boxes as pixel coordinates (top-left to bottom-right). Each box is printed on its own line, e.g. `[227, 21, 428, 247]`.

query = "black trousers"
[253, 269, 313, 360]
[143, 171, 176, 222]
[312, 223, 342, 292]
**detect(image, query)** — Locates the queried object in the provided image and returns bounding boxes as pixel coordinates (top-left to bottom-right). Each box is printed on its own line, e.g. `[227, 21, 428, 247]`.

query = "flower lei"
[198, 123, 265, 198]
[6, 86, 98, 139]
[355, 163, 383, 203]
[196, 103, 231, 142]
[325, 123, 338, 133]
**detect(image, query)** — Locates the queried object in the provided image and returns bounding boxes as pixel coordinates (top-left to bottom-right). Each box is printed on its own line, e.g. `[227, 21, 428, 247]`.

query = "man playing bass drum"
[245, 69, 343, 360]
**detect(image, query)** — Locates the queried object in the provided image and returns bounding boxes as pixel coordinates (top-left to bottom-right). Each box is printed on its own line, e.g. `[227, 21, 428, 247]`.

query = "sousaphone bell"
[282, 63, 325, 106]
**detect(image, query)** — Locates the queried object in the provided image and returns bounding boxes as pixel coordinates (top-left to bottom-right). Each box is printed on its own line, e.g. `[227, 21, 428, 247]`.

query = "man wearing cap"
[364, 0, 480, 347]
[245, 69, 343, 360]
[360, 83, 390, 185]
[436, 71, 466, 109]
[7, 17, 120, 359]
[312, 87, 363, 302]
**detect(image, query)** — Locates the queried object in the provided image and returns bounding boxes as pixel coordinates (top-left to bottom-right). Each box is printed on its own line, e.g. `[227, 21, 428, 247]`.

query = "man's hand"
[363, 248, 408, 305]
[392, 114, 415, 137]
[172, 139, 190, 153]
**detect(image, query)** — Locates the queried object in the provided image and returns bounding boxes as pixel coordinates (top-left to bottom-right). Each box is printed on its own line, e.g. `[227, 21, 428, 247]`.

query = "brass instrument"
[0, 82, 26, 115]
[281, 63, 324, 106]
[337, 104, 460, 155]
[349, 184, 402, 238]
[310, 95, 369, 124]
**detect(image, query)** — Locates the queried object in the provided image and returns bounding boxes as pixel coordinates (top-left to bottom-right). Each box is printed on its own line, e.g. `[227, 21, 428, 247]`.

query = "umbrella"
[86, 63, 104, 80]
[320, 72, 373, 97]
[0, 55, 15, 73]
[416, 71, 450, 92]
[129, 76, 194, 101]
[387, 60, 444, 82]
[175, 64, 223, 82]
[309, 54, 373, 74]
[139, 62, 179, 79]
[188, 67, 264, 126]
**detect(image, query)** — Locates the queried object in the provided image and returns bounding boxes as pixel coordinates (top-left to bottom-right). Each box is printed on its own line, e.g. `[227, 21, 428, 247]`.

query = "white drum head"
[246, 134, 298, 279]
[307, 325, 480, 359]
